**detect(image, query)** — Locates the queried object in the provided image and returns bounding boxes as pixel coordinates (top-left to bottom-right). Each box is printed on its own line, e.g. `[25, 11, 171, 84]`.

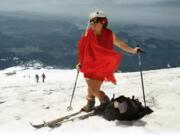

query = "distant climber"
[42, 73, 46, 83]
[35, 74, 39, 83]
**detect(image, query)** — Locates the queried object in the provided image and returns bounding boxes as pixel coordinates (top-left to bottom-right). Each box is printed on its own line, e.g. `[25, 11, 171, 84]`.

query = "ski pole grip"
[136, 45, 144, 54]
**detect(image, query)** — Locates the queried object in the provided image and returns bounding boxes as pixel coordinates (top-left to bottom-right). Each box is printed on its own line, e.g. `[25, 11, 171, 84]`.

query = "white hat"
[89, 10, 106, 20]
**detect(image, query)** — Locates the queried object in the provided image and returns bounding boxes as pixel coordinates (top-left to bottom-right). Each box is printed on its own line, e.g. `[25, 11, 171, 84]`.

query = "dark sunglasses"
[90, 18, 100, 24]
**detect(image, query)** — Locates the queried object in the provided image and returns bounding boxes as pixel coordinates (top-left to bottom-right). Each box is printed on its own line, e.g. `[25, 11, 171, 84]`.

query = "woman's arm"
[113, 33, 142, 54]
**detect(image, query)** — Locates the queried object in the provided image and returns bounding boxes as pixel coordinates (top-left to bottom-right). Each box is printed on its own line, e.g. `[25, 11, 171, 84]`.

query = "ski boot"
[94, 96, 110, 114]
[81, 99, 95, 112]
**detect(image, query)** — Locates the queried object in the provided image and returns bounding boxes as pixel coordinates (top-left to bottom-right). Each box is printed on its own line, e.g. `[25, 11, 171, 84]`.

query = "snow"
[0, 67, 180, 135]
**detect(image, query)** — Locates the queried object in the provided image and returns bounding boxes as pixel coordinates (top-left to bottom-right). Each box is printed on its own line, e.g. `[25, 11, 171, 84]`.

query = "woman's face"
[90, 18, 103, 33]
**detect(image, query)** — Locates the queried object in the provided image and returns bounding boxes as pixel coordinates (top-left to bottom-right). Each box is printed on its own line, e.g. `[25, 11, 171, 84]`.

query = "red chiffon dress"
[78, 28, 122, 84]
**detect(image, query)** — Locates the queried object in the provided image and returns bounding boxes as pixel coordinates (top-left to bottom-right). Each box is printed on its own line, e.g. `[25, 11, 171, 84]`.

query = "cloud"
[156, 0, 180, 7]
[1, 0, 178, 8]
[0, 0, 179, 11]
[0, 0, 179, 26]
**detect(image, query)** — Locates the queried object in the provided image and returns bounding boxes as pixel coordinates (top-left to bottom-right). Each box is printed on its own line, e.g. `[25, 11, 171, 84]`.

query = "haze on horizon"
[0, 0, 180, 26]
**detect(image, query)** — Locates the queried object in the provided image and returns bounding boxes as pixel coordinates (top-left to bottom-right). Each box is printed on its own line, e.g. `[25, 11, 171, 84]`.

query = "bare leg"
[85, 78, 108, 103]
[90, 79, 108, 103]
[80, 78, 96, 112]
[82, 78, 110, 112]
[85, 78, 95, 100]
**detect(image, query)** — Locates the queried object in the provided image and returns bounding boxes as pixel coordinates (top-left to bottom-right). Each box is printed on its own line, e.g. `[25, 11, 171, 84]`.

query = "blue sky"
[0, 0, 180, 26]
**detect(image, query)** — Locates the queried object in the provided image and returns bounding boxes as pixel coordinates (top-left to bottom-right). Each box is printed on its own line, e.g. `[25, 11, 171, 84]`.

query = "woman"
[77, 11, 142, 112]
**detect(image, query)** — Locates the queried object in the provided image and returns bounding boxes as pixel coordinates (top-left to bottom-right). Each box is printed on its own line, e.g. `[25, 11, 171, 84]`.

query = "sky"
[0, 0, 180, 26]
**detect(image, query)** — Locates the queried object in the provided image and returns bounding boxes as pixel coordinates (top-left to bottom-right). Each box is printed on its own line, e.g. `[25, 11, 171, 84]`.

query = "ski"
[45, 110, 98, 128]
[30, 105, 103, 129]
[30, 111, 81, 128]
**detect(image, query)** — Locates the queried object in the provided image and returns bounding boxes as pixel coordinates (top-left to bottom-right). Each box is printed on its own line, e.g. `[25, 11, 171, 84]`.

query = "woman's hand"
[76, 63, 82, 71]
[132, 47, 143, 54]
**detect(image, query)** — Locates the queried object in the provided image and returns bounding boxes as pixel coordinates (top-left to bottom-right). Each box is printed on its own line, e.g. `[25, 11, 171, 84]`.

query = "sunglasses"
[90, 18, 100, 24]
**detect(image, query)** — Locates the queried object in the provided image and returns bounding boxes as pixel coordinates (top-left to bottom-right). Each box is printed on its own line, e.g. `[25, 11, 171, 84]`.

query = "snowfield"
[0, 67, 180, 135]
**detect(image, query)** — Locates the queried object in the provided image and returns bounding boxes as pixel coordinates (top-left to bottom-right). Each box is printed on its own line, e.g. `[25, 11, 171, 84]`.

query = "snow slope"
[0, 67, 180, 135]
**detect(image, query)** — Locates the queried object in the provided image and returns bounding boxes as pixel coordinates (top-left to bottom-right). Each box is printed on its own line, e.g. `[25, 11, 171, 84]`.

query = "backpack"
[103, 95, 153, 121]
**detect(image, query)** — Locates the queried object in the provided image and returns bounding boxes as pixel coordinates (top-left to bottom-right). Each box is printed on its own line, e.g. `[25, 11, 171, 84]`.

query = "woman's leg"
[81, 78, 96, 112]
[85, 78, 95, 101]
[81, 78, 110, 112]
[90, 79, 109, 103]
[90, 79, 110, 113]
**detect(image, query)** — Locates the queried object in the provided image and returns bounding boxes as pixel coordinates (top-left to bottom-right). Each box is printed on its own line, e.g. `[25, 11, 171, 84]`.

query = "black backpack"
[103, 95, 153, 121]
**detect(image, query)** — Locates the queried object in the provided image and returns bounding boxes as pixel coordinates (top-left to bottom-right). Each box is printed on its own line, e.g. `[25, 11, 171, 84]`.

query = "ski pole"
[67, 22, 89, 111]
[137, 45, 147, 107]
[67, 70, 80, 111]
